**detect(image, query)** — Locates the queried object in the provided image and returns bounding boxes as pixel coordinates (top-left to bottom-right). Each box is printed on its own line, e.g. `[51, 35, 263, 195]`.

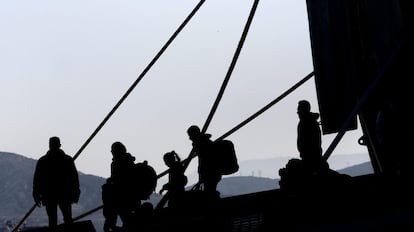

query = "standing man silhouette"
[296, 100, 326, 171]
[32, 136, 80, 227]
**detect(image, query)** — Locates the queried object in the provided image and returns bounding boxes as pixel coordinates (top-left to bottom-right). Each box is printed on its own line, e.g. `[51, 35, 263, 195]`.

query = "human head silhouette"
[297, 99, 319, 120]
[111, 141, 126, 157]
[49, 136, 61, 151]
[187, 125, 212, 142]
[163, 151, 178, 167]
[187, 125, 202, 141]
[297, 100, 311, 115]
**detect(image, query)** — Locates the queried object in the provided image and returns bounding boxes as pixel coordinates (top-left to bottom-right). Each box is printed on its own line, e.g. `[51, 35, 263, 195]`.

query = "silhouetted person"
[102, 141, 139, 232]
[279, 100, 348, 191]
[159, 151, 187, 209]
[187, 125, 224, 231]
[297, 100, 326, 171]
[32, 136, 80, 227]
[187, 125, 221, 198]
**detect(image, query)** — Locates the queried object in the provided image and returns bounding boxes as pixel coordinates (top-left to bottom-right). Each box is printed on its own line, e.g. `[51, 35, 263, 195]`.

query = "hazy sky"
[0, 0, 368, 180]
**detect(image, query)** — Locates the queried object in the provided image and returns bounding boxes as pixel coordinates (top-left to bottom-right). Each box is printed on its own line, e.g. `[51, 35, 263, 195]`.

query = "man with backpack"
[102, 141, 139, 232]
[187, 125, 222, 198]
[102, 141, 157, 232]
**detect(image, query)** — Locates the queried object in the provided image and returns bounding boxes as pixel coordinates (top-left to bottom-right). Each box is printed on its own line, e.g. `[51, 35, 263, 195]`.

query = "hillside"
[230, 153, 372, 179]
[218, 176, 278, 197]
[336, 161, 374, 176]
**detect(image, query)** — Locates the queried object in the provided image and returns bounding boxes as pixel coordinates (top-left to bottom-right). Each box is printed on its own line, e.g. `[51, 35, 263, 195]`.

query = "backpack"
[214, 139, 239, 175]
[132, 160, 157, 200]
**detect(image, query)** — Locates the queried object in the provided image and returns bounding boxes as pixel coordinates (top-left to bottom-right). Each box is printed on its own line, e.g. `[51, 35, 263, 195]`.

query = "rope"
[217, 71, 314, 141]
[12, 1, 206, 231]
[72, 205, 104, 222]
[73, 0, 206, 161]
[201, 0, 260, 133]
[11, 204, 37, 232]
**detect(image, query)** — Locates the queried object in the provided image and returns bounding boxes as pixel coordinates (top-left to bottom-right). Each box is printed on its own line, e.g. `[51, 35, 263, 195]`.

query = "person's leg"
[45, 202, 58, 227]
[119, 208, 135, 231]
[204, 176, 221, 199]
[103, 205, 118, 232]
[102, 182, 119, 232]
[59, 202, 73, 224]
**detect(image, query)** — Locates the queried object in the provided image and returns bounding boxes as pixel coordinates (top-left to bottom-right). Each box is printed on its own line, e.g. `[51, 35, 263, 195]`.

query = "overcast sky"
[0, 0, 369, 181]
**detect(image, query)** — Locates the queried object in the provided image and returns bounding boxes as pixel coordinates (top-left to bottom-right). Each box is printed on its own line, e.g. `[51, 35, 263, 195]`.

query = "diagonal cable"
[73, 0, 206, 161]
[201, 0, 260, 134]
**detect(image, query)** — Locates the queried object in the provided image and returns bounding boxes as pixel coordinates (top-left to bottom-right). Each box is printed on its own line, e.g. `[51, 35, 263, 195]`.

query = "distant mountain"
[0, 151, 374, 232]
[218, 176, 278, 197]
[227, 153, 372, 179]
[336, 161, 374, 176]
